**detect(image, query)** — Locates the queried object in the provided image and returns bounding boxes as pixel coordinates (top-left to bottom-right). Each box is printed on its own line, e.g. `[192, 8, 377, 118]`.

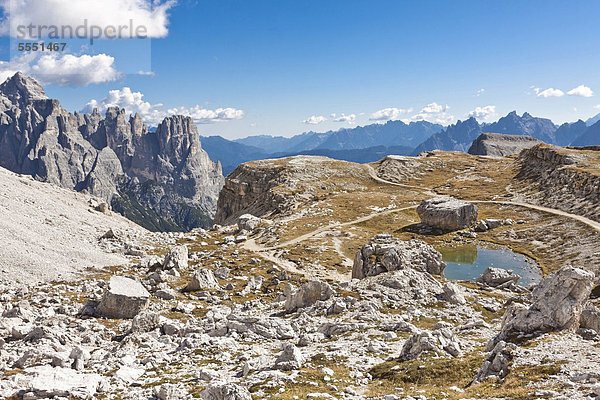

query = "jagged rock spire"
[0, 72, 47, 104]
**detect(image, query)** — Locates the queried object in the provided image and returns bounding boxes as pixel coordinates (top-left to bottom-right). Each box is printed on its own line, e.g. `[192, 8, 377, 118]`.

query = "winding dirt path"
[366, 163, 600, 233]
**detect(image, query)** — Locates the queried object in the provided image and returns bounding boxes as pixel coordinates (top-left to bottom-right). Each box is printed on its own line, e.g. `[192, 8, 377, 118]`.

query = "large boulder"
[131, 311, 161, 334]
[154, 383, 188, 400]
[274, 343, 304, 370]
[237, 214, 261, 231]
[476, 267, 520, 288]
[491, 266, 594, 346]
[95, 276, 150, 319]
[184, 269, 221, 292]
[226, 314, 296, 340]
[473, 340, 516, 383]
[580, 303, 600, 333]
[442, 282, 466, 305]
[200, 382, 252, 400]
[284, 280, 333, 313]
[352, 234, 446, 279]
[417, 197, 478, 231]
[375, 268, 444, 300]
[22, 365, 103, 398]
[163, 246, 188, 270]
[400, 327, 462, 361]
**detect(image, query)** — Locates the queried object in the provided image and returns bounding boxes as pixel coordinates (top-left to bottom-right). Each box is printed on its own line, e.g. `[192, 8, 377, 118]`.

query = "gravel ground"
[0, 166, 149, 284]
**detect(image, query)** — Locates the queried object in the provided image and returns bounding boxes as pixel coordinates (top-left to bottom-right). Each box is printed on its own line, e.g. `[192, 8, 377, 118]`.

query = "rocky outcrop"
[468, 133, 544, 157]
[18, 365, 103, 398]
[284, 280, 333, 313]
[184, 269, 221, 291]
[400, 327, 462, 360]
[95, 276, 150, 319]
[417, 197, 478, 231]
[515, 144, 600, 222]
[214, 156, 370, 225]
[580, 303, 600, 333]
[491, 266, 594, 346]
[0, 73, 224, 232]
[214, 160, 294, 225]
[274, 343, 304, 370]
[237, 214, 262, 231]
[163, 245, 189, 270]
[352, 234, 446, 279]
[200, 383, 252, 400]
[474, 341, 516, 383]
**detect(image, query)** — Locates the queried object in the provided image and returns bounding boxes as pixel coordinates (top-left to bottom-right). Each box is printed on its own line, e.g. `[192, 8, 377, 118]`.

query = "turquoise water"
[438, 245, 541, 286]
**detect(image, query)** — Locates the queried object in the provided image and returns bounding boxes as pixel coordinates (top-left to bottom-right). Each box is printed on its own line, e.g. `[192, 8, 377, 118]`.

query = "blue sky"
[1, 0, 599, 139]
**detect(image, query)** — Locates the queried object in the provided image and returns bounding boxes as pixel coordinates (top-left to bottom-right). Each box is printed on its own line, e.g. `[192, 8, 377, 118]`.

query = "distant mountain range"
[202, 111, 600, 175]
[203, 120, 442, 174]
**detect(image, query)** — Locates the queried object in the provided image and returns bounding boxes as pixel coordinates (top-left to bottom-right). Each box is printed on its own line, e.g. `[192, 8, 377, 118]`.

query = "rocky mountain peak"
[0, 72, 47, 104]
[0, 73, 224, 231]
[158, 115, 198, 137]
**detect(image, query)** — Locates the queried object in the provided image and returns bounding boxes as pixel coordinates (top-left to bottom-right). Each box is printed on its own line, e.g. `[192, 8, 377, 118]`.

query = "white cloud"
[167, 105, 245, 124]
[84, 87, 165, 125]
[369, 107, 412, 121]
[0, 52, 120, 86]
[331, 113, 356, 124]
[403, 102, 454, 125]
[32, 54, 120, 86]
[468, 105, 496, 121]
[476, 88, 485, 97]
[535, 87, 565, 98]
[84, 88, 245, 126]
[1, 0, 175, 39]
[567, 85, 594, 97]
[302, 115, 327, 125]
[420, 102, 447, 114]
[594, 104, 600, 110]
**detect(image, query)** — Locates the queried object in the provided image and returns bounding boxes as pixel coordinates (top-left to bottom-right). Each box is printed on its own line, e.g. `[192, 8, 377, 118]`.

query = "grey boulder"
[400, 328, 462, 361]
[184, 269, 220, 292]
[237, 214, 261, 231]
[200, 382, 252, 400]
[163, 246, 188, 270]
[491, 266, 594, 346]
[95, 276, 150, 319]
[476, 267, 520, 288]
[580, 303, 600, 333]
[284, 280, 333, 313]
[274, 343, 304, 370]
[442, 282, 466, 305]
[417, 197, 478, 231]
[474, 340, 517, 383]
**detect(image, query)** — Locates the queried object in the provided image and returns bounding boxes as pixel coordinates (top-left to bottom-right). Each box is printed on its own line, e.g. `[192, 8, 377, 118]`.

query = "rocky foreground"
[1, 219, 599, 400]
[1, 152, 600, 399]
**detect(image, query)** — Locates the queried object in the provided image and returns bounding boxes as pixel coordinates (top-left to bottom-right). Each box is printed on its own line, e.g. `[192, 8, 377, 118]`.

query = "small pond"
[437, 244, 541, 286]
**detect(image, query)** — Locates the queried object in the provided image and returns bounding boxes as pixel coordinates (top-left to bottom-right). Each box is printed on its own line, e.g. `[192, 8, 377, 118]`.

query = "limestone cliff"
[514, 144, 600, 222]
[0, 73, 224, 231]
[215, 155, 370, 225]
